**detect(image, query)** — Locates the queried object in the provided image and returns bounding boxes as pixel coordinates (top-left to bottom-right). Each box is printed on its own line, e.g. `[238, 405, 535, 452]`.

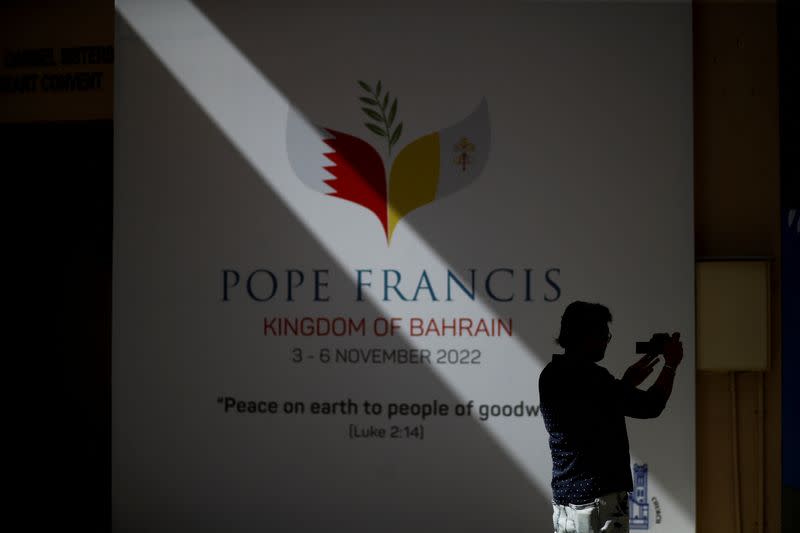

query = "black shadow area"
[1, 120, 112, 532]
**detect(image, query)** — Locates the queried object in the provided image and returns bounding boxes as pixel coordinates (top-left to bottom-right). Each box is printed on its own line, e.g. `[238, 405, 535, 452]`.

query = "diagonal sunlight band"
[113, 1, 695, 531]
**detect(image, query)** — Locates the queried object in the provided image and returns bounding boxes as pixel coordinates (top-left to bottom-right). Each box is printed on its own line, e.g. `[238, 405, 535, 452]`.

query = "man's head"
[556, 301, 613, 362]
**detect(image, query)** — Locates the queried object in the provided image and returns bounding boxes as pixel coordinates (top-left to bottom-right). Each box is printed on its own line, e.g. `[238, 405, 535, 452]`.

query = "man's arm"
[622, 333, 684, 419]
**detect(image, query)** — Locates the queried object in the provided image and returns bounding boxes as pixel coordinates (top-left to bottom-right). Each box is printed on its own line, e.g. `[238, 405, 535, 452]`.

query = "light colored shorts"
[552, 491, 629, 533]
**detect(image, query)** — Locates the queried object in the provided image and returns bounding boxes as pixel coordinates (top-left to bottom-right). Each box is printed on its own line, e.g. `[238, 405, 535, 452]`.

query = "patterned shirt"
[539, 353, 666, 505]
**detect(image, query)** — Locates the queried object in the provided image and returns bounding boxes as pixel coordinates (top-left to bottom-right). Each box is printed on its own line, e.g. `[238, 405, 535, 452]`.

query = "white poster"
[113, 2, 695, 531]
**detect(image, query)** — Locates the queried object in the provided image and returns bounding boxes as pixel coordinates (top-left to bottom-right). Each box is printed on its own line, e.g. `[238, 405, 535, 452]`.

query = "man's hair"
[556, 301, 613, 350]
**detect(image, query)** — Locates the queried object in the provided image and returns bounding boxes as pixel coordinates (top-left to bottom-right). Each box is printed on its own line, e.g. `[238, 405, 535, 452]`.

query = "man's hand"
[622, 353, 660, 388]
[663, 332, 683, 367]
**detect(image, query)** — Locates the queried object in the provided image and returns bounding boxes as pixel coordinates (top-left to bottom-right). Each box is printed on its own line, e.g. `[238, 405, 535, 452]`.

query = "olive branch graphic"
[357, 79, 403, 157]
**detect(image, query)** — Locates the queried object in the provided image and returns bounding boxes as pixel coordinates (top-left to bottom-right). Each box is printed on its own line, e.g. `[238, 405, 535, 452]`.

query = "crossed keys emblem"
[453, 137, 476, 172]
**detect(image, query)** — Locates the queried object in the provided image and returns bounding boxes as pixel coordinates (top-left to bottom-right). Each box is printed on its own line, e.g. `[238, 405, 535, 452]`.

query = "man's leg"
[596, 491, 629, 532]
[552, 502, 568, 533]
[552, 492, 629, 533]
[553, 500, 598, 533]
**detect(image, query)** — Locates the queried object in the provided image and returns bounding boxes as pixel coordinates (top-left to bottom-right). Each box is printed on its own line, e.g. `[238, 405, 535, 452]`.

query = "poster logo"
[630, 463, 650, 529]
[287, 81, 490, 243]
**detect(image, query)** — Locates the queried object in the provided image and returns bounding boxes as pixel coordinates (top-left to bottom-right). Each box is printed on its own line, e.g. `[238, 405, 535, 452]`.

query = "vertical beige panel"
[733, 373, 765, 533]
[764, 257, 781, 533]
[696, 261, 770, 371]
[697, 373, 765, 533]
[693, 1, 780, 258]
[697, 372, 737, 533]
[694, 1, 780, 533]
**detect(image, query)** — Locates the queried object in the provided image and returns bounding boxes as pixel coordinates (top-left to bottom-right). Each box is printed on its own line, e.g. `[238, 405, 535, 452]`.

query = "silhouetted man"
[539, 301, 683, 533]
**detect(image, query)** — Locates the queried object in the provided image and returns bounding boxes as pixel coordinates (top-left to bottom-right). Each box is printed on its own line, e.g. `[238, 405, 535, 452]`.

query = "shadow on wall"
[112, 16, 552, 533]
[113, 1, 695, 530]
[189, 0, 695, 523]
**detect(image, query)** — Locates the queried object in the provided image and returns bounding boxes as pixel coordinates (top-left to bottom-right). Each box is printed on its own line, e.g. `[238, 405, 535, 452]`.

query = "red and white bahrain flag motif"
[287, 97, 490, 243]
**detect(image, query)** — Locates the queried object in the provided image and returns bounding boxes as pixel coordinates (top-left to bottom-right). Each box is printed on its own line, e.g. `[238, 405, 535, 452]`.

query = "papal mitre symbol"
[287, 98, 490, 243]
